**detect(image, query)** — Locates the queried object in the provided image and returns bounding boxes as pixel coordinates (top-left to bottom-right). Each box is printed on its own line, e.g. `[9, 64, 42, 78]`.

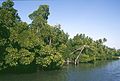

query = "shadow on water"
[0, 70, 67, 81]
[0, 60, 120, 81]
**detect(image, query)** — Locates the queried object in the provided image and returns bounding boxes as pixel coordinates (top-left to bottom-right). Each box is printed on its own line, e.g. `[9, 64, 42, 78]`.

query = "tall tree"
[0, 0, 20, 70]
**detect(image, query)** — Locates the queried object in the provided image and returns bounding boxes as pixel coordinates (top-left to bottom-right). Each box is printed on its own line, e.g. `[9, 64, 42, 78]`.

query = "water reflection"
[0, 70, 67, 81]
[0, 60, 120, 81]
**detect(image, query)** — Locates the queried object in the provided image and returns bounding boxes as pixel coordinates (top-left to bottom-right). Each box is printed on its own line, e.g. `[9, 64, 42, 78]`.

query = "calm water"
[0, 60, 120, 81]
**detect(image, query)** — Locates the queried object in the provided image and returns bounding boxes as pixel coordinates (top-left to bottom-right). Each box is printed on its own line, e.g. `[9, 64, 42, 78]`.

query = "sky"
[0, 0, 120, 49]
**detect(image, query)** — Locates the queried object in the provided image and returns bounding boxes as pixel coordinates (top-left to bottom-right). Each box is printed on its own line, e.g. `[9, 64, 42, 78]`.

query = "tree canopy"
[0, 0, 119, 72]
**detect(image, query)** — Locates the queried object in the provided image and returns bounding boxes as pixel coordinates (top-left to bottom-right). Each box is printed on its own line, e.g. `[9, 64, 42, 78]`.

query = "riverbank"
[0, 60, 120, 81]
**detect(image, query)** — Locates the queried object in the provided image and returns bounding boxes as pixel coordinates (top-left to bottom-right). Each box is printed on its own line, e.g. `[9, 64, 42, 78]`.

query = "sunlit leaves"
[2, 0, 14, 8]
[29, 5, 50, 20]
[36, 45, 64, 69]
[0, 0, 119, 72]
[19, 48, 35, 65]
[5, 47, 19, 66]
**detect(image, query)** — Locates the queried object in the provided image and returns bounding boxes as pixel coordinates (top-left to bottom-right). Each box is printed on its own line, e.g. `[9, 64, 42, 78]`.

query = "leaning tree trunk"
[74, 47, 84, 65]
[69, 45, 89, 65]
[69, 47, 82, 55]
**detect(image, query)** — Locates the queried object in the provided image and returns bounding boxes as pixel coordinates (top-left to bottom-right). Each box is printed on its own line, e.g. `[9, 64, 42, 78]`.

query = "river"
[0, 60, 120, 81]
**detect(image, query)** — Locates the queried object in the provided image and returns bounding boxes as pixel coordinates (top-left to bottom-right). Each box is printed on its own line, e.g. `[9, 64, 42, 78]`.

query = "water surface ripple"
[0, 60, 120, 81]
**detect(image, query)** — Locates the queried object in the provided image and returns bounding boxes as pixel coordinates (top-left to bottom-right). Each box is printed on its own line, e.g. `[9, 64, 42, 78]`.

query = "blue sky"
[0, 0, 120, 49]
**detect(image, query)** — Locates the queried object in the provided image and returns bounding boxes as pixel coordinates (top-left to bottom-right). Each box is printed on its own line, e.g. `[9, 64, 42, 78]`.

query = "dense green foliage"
[0, 0, 120, 72]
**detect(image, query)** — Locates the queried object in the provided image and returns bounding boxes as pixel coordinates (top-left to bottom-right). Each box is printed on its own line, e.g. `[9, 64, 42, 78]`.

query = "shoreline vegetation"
[0, 0, 120, 73]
